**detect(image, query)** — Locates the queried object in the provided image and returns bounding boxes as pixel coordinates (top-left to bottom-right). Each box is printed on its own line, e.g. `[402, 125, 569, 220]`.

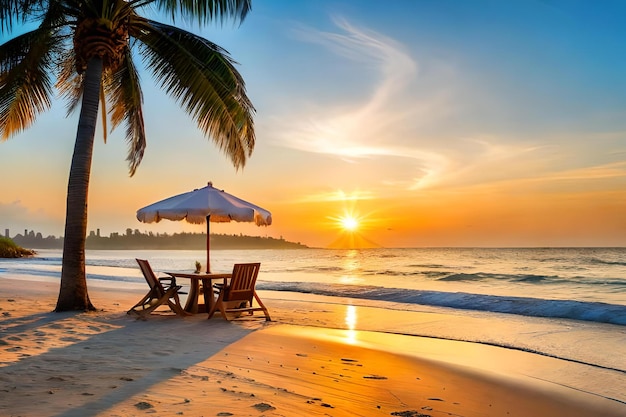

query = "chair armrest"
[159, 273, 177, 286]
[160, 278, 188, 294]
[159, 278, 179, 293]
[212, 276, 229, 293]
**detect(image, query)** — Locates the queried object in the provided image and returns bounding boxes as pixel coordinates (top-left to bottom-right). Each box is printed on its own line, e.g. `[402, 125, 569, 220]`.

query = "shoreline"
[1, 276, 625, 416]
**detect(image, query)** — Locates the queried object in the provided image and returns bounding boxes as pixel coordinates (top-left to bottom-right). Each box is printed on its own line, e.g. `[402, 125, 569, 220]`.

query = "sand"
[1, 276, 625, 417]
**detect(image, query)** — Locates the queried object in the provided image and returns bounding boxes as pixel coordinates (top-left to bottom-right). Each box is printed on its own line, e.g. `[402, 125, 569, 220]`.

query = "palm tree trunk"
[55, 57, 103, 312]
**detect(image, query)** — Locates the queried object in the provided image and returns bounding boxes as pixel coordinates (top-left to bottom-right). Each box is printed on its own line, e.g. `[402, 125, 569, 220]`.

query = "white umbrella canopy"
[136, 182, 272, 272]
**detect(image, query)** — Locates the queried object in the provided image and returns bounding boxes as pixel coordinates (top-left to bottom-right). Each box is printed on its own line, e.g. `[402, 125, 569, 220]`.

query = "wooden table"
[165, 272, 231, 314]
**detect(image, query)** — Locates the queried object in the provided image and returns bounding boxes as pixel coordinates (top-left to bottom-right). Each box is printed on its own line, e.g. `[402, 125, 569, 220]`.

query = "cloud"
[284, 16, 419, 150]
[272, 16, 453, 189]
[296, 189, 376, 204]
[305, 16, 417, 106]
[269, 16, 626, 199]
[0, 200, 62, 237]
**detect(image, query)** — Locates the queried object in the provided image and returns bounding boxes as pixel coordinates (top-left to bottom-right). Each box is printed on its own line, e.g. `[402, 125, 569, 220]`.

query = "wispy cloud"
[526, 160, 626, 184]
[312, 16, 417, 111]
[270, 16, 626, 198]
[0, 200, 60, 236]
[295, 189, 376, 204]
[272, 17, 455, 189]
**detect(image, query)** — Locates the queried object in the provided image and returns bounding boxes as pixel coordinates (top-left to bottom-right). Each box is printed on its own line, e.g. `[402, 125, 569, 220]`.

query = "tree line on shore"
[9, 229, 308, 250]
[0, 237, 36, 258]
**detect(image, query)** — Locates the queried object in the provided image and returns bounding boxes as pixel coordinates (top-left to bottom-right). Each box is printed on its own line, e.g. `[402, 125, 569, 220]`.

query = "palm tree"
[0, 0, 255, 311]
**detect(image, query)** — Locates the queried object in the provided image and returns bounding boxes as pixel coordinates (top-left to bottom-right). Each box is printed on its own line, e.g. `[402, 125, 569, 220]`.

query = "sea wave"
[438, 272, 554, 283]
[258, 282, 626, 326]
[434, 272, 626, 287]
[589, 257, 626, 267]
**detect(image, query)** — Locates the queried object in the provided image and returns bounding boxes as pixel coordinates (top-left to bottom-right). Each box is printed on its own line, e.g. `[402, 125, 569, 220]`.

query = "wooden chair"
[208, 263, 271, 321]
[127, 258, 189, 318]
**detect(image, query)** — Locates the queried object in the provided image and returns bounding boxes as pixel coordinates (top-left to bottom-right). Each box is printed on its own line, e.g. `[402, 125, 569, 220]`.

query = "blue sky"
[1, 0, 626, 247]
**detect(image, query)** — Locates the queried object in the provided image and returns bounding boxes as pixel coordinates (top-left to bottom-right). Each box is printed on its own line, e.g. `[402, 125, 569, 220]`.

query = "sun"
[327, 207, 380, 248]
[339, 216, 359, 232]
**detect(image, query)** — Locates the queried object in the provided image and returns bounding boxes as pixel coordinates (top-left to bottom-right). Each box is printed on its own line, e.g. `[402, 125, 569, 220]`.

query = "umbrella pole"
[206, 215, 211, 273]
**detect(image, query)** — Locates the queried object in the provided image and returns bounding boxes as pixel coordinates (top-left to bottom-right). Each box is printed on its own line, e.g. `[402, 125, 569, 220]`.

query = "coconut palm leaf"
[0, 0, 42, 31]
[0, 27, 59, 139]
[56, 51, 84, 114]
[106, 47, 146, 175]
[154, 0, 251, 25]
[135, 20, 254, 168]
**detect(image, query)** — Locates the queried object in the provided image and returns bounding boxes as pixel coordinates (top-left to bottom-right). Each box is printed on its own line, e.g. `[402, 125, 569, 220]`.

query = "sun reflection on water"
[344, 304, 358, 344]
[339, 250, 363, 284]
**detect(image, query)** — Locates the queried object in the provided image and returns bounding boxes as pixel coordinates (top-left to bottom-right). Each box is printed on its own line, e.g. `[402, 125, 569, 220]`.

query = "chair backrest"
[136, 258, 166, 295]
[224, 263, 261, 302]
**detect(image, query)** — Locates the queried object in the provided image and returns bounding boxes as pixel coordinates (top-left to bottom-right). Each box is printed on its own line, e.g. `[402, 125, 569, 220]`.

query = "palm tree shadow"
[1, 311, 69, 333]
[0, 311, 256, 416]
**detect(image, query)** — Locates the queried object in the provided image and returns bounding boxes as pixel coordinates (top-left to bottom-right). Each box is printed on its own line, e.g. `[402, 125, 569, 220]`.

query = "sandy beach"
[1, 276, 625, 417]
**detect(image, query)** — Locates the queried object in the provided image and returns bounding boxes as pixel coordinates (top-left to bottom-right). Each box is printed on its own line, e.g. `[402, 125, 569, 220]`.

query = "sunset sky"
[1, 0, 626, 248]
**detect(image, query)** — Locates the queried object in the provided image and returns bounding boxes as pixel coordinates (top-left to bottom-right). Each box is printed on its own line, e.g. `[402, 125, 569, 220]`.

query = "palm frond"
[149, 0, 251, 26]
[104, 47, 146, 176]
[0, 27, 60, 140]
[56, 50, 84, 115]
[134, 20, 254, 169]
[0, 0, 45, 32]
[100, 80, 108, 144]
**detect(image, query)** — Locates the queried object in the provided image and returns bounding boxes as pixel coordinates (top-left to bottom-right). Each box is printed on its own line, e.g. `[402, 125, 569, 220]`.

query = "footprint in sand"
[252, 403, 275, 412]
[60, 337, 81, 342]
[363, 375, 388, 380]
[391, 411, 431, 417]
[134, 401, 153, 410]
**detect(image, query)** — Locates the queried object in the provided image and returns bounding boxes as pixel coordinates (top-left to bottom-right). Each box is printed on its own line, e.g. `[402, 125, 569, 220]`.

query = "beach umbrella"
[136, 182, 272, 272]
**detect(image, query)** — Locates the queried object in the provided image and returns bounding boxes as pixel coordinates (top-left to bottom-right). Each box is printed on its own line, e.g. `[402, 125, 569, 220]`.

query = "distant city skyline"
[2, 1, 626, 248]
[8, 227, 307, 251]
[3, 227, 277, 240]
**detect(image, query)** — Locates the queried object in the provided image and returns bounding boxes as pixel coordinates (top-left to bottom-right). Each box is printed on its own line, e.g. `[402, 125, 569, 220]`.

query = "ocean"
[1, 247, 625, 386]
